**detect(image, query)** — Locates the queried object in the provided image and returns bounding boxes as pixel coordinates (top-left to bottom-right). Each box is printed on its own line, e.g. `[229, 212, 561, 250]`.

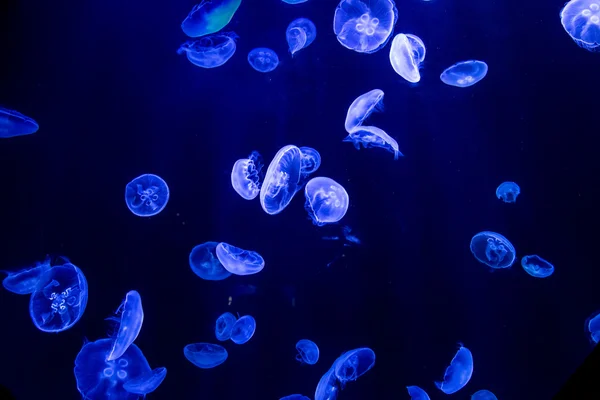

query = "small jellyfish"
[184, 343, 228, 368]
[181, 0, 242, 38]
[282, 0, 308, 3]
[248, 47, 280, 72]
[389, 33, 426, 83]
[260, 145, 303, 215]
[343, 125, 402, 159]
[281, 395, 311, 400]
[107, 290, 144, 361]
[177, 32, 238, 68]
[470, 231, 516, 269]
[560, 0, 600, 51]
[471, 389, 498, 400]
[215, 312, 237, 341]
[189, 241, 232, 281]
[230, 315, 256, 344]
[122, 367, 167, 395]
[344, 89, 384, 133]
[521, 255, 555, 278]
[407, 386, 431, 400]
[333, 0, 398, 54]
[440, 60, 488, 88]
[215, 242, 265, 275]
[435, 345, 473, 394]
[124, 173, 169, 217]
[315, 366, 339, 400]
[496, 181, 520, 203]
[231, 151, 263, 200]
[333, 347, 376, 386]
[0, 107, 39, 138]
[304, 177, 349, 226]
[1, 259, 51, 295]
[296, 339, 320, 365]
[585, 310, 600, 343]
[299, 146, 321, 177]
[286, 18, 317, 56]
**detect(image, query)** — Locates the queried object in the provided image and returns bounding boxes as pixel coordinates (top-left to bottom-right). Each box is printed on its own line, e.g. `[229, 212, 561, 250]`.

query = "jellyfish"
[177, 32, 238, 68]
[585, 310, 600, 343]
[29, 262, 88, 333]
[315, 366, 339, 400]
[299, 146, 321, 177]
[281, 395, 311, 400]
[181, 0, 242, 38]
[295, 339, 319, 364]
[184, 343, 228, 368]
[189, 241, 232, 281]
[215, 312, 237, 341]
[122, 367, 167, 395]
[286, 18, 317, 56]
[560, 0, 600, 51]
[107, 290, 144, 361]
[496, 181, 520, 203]
[333, 347, 376, 386]
[283, 0, 308, 3]
[230, 315, 256, 344]
[304, 177, 349, 226]
[344, 89, 384, 133]
[0, 107, 39, 138]
[435, 345, 473, 394]
[124, 173, 169, 217]
[1, 259, 51, 295]
[231, 151, 263, 200]
[389, 33, 426, 83]
[215, 242, 265, 275]
[248, 48, 280, 72]
[470, 231, 516, 269]
[260, 145, 303, 215]
[343, 125, 402, 159]
[440, 60, 488, 88]
[471, 389, 498, 400]
[521, 255, 555, 278]
[407, 386, 431, 400]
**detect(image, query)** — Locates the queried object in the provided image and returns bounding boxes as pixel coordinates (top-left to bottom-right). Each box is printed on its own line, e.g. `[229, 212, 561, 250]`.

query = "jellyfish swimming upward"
[181, 0, 242, 38]
[124, 174, 170, 217]
[260, 145, 303, 215]
[231, 151, 263, 200]
[178, 32, 238, 68]
[286, 18, 317, 56]
[304, 177, 350, 226]
[389, 33, 426, 83]
[107, 290, 144, 361]
[0, 106, 39, 138]
[560, 0, 600, 51]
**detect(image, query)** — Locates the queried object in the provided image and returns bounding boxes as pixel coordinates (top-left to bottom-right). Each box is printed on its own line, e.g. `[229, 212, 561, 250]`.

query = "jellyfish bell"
[189, 241, 232, 281]
[295, 339, 320, 365]
[181, 0, 242, 38]
[560, 0, 600, 51]
[286, 18, 317, 56]
[435, 344, 473, 394]
[343, 125, 402, 159]
[122, 367, 167, 395]
[344, 89, 384, 133]
[0, 106, 39, 138]
[389, 33, 426, 83]
[440, 60, 488, 88]
[215, 242, 265, 275]
[107, 290, 144, 361]
[470, 231, 516, 269]
[231, 151, 263, 200]
[260, 145, 303, 215]
[304, 177, 350, 226]
[124, 173, 170, 217]
[248, 48, 280, 72]
[333, 347, 376, 386]
[299, 146, 321, 177]
[407, 386, 431, 400]
[215, 312, 237, 341]
[230, 315, 257, 344]
[177, 32, 238, 68]
[520, 255, 555, 278]
[184, 343, 228, 368]
[1, 260, 51, 295]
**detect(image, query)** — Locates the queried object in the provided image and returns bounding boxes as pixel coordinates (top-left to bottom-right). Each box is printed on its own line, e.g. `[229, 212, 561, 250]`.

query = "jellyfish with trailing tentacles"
[0, 107, 39, 138]
[470, 231, 516, 269]
[107, 290, 144, 361]
[260, 145, 303, 215]
[125, 174, 169, 217]
[435, 345, 473, 394]
[296, 339, 319, 365]
[248, 48, 280, 72]
[286, 18, 317, 56]
[189, 241, 232, 281]
[230, 315, 256, 344]
[184, 343, 228, 368]
[181, 0, 242, 38]
[560, 0, 600, 51]
[2, 259, 51, 295]
[389, 33, 426, 83]
[178, 32, 238, 68]
[440, 60, 488, 88]
[231, 151, 263, 200]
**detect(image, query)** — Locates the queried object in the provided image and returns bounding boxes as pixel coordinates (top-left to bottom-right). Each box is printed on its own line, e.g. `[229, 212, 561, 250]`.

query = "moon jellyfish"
[124, 173, 169, 217]
[299, 146, 321, 177]
[281, 395, 310, 400]
[248, 47, 280, 72]
[585, 310, 600, 343]
[440, 60, 488, 88]
[215, 311, 237, 341]
[122, 367, 167, 395]
[389, 33, 426, 83]
[286, 18, 317, 56]
[470, 231, 516, 269]
[296, 339, 319, 365]
[333, 0, 398, 54]
[496, 181, 520, 203]
[260, 145, 302, 215]
[333, 347, 376, 386]
[560, 0, 600, 51]
[344, 89, 384, 133]
[184, 343, 228, 368]
[315, 366, 339, 400]
[304, 177, 349, 226]
[521, 255, 555, 278]
[230, 315, 256, 344]
[181, 0, 242, 38]
[177, 32, 238, 68]
[216, 242, 265, 275]
[0, 107, 39, 138]
[231, 151, 263, 200]
[407, 386, 431, 400]
[1, 259, 51, 295]
[472, 389, 498, 400]
[343, 125, 402, 159]
[189, 241, 232, 281]
[435, 345, 473, 394]
[283, 0, 308, 3]
[107, 290, 144, 361]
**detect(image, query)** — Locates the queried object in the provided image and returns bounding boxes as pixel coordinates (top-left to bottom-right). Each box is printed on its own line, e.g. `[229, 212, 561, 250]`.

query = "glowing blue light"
[435, 345, 473, 394]
[521, 255, 555, 278]
[189, 241, 232, 281]
[496, 181, 520, 203]
[177, 32, 238, 68]
[260, 145, 302, 215]
[0, 107, 39, 138]
[124, 174, 169, 217]
[389, 33, 426, 83]
[181, 0, 242, 38]
[215, 312, 237, 341]
[470, 231, 516, 269]
[440, 60, 488, 88]
[304, 177, 349, 226]
[286, 18, 317, 56]
[216, 242, 265, 275]
[296, 339, 319, 365]
[560, 0, 600, 51]
[107, 290, 144, 361]
[230, 315, 256, 344]
[248, 48, 280, 72]
[231, 151, 263, 200]
[184, 343, 228, 368]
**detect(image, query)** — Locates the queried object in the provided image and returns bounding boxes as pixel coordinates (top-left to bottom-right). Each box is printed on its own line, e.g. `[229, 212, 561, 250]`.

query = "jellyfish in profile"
[181, 0, 242, 38]
[281, 395, 310, 400]
[435, 345, 473, 394]
[1, 259, 51, 295]
[440, 60, 488, 88]
[123, 367, 167, 395]
[585, 310, 600, 343]
[296, 339, 319, 365]
[184, 343, 228, 368]
[0, 107, 39, 138]
[333, 0, 398, 53]
[560, 0, 600, 51]
[177, 32, 238, 68]
[407, 386, 431, 400]
[286, 18, 317, 56]
[344, 89, 384, 133]
[107, 290, 144, 361]
[304, 177, 349, 226]
[343, 125, 402, 159]
[299, 146, 321, 177]
[215, 312, 237, 341]
[248, 48, 280, 72]
[216, 242, 265, 275]
[389, 33, 426, 83]
[230, 315, 256, 344]
[260, 145, 303, 215]
[231, 151, 263, 200]
[189, 241, 232, 281]
[470, 231, 516, 269]
[496, 181, 520, 203]
[471, 389, 498, 400]
[125, 174, 169, 217]
[521, 255, 555, 278]
[333, 347, 376, 386]
[315, 366, 339, 400]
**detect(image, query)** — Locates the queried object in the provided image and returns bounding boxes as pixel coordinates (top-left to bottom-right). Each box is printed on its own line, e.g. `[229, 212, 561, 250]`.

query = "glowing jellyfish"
[260, 145, 303, 215]
[389, 33, 426, 83]
[184, 343, 228, 368]
[107, 290, 144, 361]
[189, 241, 232, 281]
[315, 366, 339, 400]
[181, 0, 242, 38]
[281, 395, 310, 400]
[470, 231, 516, 269]
[0, 107, 39, 138]
[560, 0, 600, 51]
[215, 312, 237, 341]
[124, 173, 169, 217]
[231, 151, 263, 200]
[286, 18, 317, 56]
[435, 345, 473, 394]
[585, 310, 600, 343]
[440, 60, 488, 88]
[521, 255, 555, 278]
[344, 89, 384, 132]
[333, 347, 376, 386]
[304, 177, 349, 226]
[1, 259, 51, 295]
[472, 389, 498, 400]
[283, 0, 308, 3]
[248, 48, 280, 72]
[215, 242, 265, 275]
[122, 367, 167, 395]
[29, 262, 88, 333]
[496, 181, 520, 203]
[296, 339, 319, 364]
[343, 125, 402, 159]
[230, 315, 256, 344]
[407, 386, 431, 400]
[177, 32, 238, 68]
[299, 146, 321, 177]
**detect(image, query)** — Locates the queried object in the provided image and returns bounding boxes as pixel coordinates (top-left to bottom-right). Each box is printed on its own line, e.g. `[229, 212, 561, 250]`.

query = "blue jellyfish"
[333, 347, 376, 386]
[283, 0, 308, 3]
[189, 241, 232, 281]
[440, 60, 488, 88]
[286, 18, 317, 56]
[107, 290, 144, 361]
[177, 32, 238, 68]
[560, 0, 600, 51]
[0, 107, 39, 138]
[230, 315, 256, 344]
[215, 242, 265, 275]
[470, 231, 516, 269]
[333, 0, 398, 54]
[304, 177, 350, 226]
[124, 174, 169, 217]
[215, 312, 237, 341]
[1, 259, 51, 295]
[389, 33, 426, 83]
[472, 389, 498, 400]
[407, 386, 431, 400]
[296, 339, 319, 364]
[123, 367, 167, 395]
[29, 262, 88, 333]
[299, 146, 321, 177]
[260, 145, 303, 215]
[184, 343, 228, 368]
[435, 345, 473, 394]
[495, 181, 520, 203]
[315, 366, 339, 400]
[181, 0, 242, 38]
[585, 310, 600, 343]
[231, 151, 263, 200]
[521, 255, 555, 278]
[248, 48, 280, 72]
[344, 89, 384, 133]
[281, 395, 310, 400]
[343, 125, 402, 159]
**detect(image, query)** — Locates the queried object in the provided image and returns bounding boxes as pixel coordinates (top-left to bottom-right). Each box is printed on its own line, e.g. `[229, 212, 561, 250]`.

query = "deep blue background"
[1, 0, 598, 398]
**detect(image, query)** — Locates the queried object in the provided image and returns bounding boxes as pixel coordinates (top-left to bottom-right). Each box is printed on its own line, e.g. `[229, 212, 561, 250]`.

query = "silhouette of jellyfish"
[189, 241, 232, 281]
[299, 146, 321, 177]
[1, 259, 51, 295]
[248, 48, 280, 72]
[107, 290, 144, 361]
[0, 106, 39, 138]
[315, 365, 339, 400]
[560, 0, 600, 51]
[181, 0, 242, 38]
[521, 255, 555, 278]
[471, 389, 498, 400]
[470, 231, 516, 269]
[123, 367, 167, 395]
[333, 0, 398, 54]
[496, 181, 520, 203]
[231, 151, 263, 200]
[281, 395, 310, 400]
[585, 310, 600, 343]
[124, 174, 169, 217]
[286, 18, 317, 56]
[29, 262, 88, 332]
[230, 315, 256, 344]
[440, 60, 488, 88]
[177, 32, 238, 68]
[407, 386, 431, 400]
[344, 89, 384, 133]
[333, 347, 376, 386]
[184, 343, 228, 368]
[343, 125, 402, 159]
[215, 312, 237, 341]
[435, 344, 473, 394]
[216, 242, 265, 275]
[389, 33, 426, 83]
[260, 145, 303, 215]
[304, 177, 350, 226]
[296, 339, 320, 364]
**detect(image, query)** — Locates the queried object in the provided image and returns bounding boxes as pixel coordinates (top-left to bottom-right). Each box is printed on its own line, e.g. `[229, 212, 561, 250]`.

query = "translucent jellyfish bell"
[304, 177, 350, 226]
[184, 343, 228, 368]
[560, 0, 600, 51]
[189, 241, 232, 281]
[435, 345, 473, 394]
[177, 32, 239, 68]
[1, 259, 51, 295]
[282, 0, 308, 3]
[407, 386, 431, 400]
[216, 242, 265, 275]
[295, 339, 320, 365]
[281, 395, 310, 400]
[343, 125, 402, 159]
[315, 366, 339, 400]
[496, 181, 520, 203]
[122, 367, 167, 395]
[344, 89, 384, 132]
[0, 107, 39, 138]
[230, 315, 257, 344]
[389, 33, 426, 83]
[333, 347, 376, 386]
[471, 389, 498, 400]
[124, 173, 170, 217]
[260, 145, 303, 215]
[521, 255, 555, 278]
[470, 231, 516, 269]
[440, 60, 488, 88]
[181, 0, 242, 38]
[231, 151, 263, 200]
[215, 312, 237, 341]
[286, 18, 317, 56]
[299, 146, 321, 177]
[585, 310, 600, 343]
[107, 290, 144, 361]
[248, 48, 280, 72]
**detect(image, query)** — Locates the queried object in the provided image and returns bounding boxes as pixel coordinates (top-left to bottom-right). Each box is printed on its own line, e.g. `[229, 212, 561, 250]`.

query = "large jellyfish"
[177, 32, 238, 68]
[315, 366, 339, 400]
[286, 18, 317, 56]
[189, 241, 232, 281]
[440, 60, 488, 88]
[184, 343, 228, 368]
[230, 315, 256, 344]
[231, 151, 263, 200]
[470, 231, 516, 269]
[435, 345, 473, 394]
[304, 177, 349, 226]
[260, 145, 303, 215]
[333, 347, 376, 386]
[181, 0, 242, 38]
[521, 255, 555, 278]
[344, 89, 384, 132]
[248, 48, 280, 72]
[296, 339, 319, 365]
[389, 33, 426, 83]
[496, 181, 520, 203]
[0, 107, 39, 138]
[471, 389, 498, 400]
[299, 146, 321, 177]
[560, 0, 600, 51]
[123, 367, 167, 395]
[585, 310, 600, 343]
[1, 259, 51, 295]
[343, 125, 402, 159]
[124, 174, 169, 217]
[333, 0, 398, 53]
[215, 242, 265, 275]
[107, 290, 144, 361]
[407, 386, 431, 400]
[215, 311, 237, 341]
